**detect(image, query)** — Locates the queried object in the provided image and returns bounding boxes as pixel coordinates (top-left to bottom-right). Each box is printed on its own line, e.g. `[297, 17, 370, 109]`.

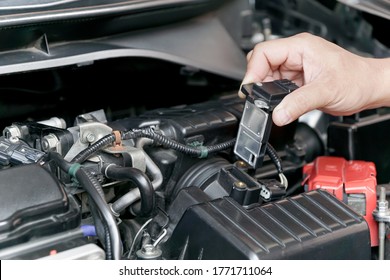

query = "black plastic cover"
[0, 0, 227, 51]
[167, 189, 371, 259]
[241, 79, 298, 110]
[0, 164, 80, 249]
[0, 138, 45, 166]
[327, 112, 390, 184]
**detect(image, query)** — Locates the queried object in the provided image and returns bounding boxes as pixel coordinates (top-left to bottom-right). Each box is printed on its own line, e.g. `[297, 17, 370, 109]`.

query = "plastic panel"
[168, 189, 371, 259]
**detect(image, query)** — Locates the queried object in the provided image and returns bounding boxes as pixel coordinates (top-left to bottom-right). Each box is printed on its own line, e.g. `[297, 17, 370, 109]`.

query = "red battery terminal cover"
[303, 156, 378, 246]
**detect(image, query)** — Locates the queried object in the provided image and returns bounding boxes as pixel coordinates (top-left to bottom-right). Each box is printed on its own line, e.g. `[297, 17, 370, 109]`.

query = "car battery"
[303, 156, 378, 246]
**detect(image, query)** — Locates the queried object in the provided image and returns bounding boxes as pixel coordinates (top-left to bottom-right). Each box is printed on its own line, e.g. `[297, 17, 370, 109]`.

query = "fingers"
[243, 43, 287, 83]
[272, 82, 329, 126]
[239, 36, 305, 98]
[238, 50, 283, 98]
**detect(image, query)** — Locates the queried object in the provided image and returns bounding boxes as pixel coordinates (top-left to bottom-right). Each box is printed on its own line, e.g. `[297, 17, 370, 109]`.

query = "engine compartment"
[0, 85, 388, 260]
[0, 0, 389, 260]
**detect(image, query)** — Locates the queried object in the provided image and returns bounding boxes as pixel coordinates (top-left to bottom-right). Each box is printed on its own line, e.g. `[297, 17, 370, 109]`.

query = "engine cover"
[0, 164, 81, 249]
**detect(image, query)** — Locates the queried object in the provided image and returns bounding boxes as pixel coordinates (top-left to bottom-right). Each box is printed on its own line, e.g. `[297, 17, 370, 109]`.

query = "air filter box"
[167, 188, 371, 259]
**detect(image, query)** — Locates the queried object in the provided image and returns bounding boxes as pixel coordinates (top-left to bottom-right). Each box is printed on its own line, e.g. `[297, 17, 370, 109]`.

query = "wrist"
[369, 57, 390, 108]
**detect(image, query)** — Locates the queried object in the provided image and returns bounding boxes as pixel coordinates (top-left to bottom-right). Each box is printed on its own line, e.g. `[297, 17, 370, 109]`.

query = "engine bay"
[0, 0, 389, 260]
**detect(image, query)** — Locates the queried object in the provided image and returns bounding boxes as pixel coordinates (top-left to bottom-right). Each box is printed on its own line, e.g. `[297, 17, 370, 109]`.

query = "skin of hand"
[240, 32, 390, 126]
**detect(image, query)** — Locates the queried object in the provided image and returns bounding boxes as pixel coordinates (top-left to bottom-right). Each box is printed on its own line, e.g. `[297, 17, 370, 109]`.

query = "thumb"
[272, 83, 327, 126]
[238, 73, 259, 99]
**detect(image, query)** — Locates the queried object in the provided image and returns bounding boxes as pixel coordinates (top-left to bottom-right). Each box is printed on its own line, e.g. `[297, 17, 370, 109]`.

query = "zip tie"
[68, 163, 81, 178]
[198, 146, 208, 158]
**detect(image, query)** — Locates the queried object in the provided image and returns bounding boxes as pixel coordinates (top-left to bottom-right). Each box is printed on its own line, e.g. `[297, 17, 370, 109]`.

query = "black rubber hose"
[49, 151, 72, 171]
[48, 152, 122, 260]
[71, 133, 116, 163]
[121, 127, 236, 158]
[103, 164, 155, 217]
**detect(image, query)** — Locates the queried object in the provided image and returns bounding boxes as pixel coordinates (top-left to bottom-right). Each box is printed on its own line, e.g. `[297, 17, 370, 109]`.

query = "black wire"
[85, 168, 113, 260]
[121, 127, 236, 157]
[74, 167, 122, 260]
[71, 133, 116, 163]
[69, 126, 235, 165]
[48, 152, 122, 260]
[88, 197, 113, 260]
[265, 143, 283, 174]
[285, 180, 304, 197]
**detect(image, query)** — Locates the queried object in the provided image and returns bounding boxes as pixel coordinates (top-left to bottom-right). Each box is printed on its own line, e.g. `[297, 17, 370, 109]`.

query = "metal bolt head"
[377, 200, 389, 211]
[235, 160, 248, 168]
[3, 125, 21, 139]
[85, 133, 96, 143]
[136, 244, 162, 260]
[42, 134, 59, 152]
[142, 244, 156, 255]
[9, 136, 20, 143]
[234, 181, 247, 189]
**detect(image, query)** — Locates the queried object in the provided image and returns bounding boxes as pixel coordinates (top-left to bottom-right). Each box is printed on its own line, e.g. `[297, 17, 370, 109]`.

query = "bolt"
[42, 134, 59, 152]
[9, 136, 19, 143]
[136, 244, 162, 260]
[234, 181, 247, 189]
[235, 161, 249, 169]
[85, 133, 96, 143]
[142, 244, 156, 255]
[3, 125, 21, 139]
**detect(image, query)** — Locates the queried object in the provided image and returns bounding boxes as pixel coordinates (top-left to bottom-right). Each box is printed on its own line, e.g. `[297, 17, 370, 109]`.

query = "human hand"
[240, 32, 390, 126]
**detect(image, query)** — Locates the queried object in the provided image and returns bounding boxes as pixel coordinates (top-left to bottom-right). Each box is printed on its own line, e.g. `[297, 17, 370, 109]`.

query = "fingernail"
[273, 107, 291, 126]
[238, 90, 245, 98]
